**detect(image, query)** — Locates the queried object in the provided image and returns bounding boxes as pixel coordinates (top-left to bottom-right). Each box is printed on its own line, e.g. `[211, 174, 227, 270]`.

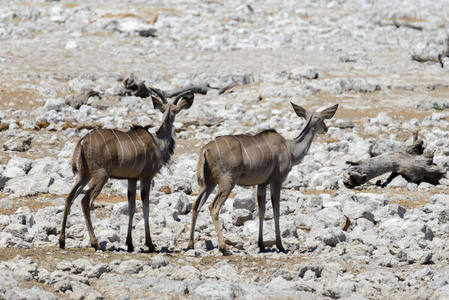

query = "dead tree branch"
[343, 138, 445, 188]
[379, 19, 424, 31]
[122, 78, 238, 98]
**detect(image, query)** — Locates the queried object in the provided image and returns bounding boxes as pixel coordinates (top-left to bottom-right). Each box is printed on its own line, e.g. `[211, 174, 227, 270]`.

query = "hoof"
[220, 248, 232, 256]
[92, 243, 100, 251]
[277, 246, 286, 253]
[258, 242, 265, 253]
[59, 240, 65, 249]
[148, 244, 156, 253]
[127, 245, 134, 253]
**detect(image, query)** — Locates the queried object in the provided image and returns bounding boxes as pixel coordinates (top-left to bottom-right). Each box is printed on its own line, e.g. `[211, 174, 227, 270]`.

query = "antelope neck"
[287, 117, 317, 165]
[155, 108, 175, 157]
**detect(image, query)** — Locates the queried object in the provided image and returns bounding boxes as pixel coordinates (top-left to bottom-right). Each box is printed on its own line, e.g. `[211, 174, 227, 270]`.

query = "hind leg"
[81, 174, 108, 250]
[59, 176, 89, 249]
[188, 183, 216, 249]
[209, 181, 235, 255]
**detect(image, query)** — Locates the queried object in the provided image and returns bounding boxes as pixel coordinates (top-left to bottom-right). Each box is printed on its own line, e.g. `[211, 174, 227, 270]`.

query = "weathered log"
[67, 89, 101, 109]
[379, 19, 423, 31]
[164, 84, 211, 97]
[123, 78, 150, 98]
[343, 139, 445, 188]
[122, 78, 238, 99]
[164, 82, 237, 97]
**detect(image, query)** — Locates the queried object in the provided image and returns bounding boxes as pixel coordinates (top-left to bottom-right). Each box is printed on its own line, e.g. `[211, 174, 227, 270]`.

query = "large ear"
[290, 102, 307, 119]
[174, 92, 194, 113]
[320, 104, 338, 119]
[151, 96, 165, 113]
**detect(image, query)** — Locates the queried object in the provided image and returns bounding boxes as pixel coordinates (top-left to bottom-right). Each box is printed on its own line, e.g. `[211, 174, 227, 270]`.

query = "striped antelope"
[59, 89, 194, 252]
[188, 103, 338, 255]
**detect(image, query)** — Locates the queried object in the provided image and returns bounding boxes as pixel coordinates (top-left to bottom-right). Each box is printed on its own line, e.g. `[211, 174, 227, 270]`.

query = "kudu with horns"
[188, 103, 338, 255]
[59, 89, 194, 252]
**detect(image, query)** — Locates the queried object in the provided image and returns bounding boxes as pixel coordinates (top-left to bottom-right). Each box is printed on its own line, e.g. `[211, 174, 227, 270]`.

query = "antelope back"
[79, 128, 161, 179]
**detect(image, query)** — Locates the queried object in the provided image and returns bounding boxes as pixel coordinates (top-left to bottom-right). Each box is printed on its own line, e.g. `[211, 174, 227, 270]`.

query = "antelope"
[188, 103, 338, 255]
[59, 89, 194, 252]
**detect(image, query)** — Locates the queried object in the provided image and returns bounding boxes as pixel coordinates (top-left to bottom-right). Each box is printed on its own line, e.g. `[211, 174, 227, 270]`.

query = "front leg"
[126, 179, 137, 252]
[141, 178, 156, 252]
[270, 182, 285, 253]
[256, 184, 267, 253]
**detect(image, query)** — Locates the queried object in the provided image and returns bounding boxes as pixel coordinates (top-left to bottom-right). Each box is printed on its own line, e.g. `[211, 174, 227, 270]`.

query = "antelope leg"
[126, 179, 137, 252]
[256, 184, 267, 253]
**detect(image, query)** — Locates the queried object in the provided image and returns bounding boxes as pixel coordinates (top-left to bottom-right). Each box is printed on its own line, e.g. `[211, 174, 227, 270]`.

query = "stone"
[388, 175, 409, 188]
[233, 190, 255, 211]
[72, 259, 92, 274]
[438, 210, 449, 224]
[0, 215, 10, 226]
[170, 265, 201, 281]
[3, 223, 28, 237]
[87, 263, 109, 279]
[110, 260, 145, 275]
[44, 98, 66, 112]
[54, 279, 72, 292]
[151, 255, 170, 269]
[410, 41, 442, 62]
[266, 276, 297, 290]
[3, 136, 33, 152]
[318, 228, 347, 247]
[304, 196, 323, 214]
[375, 204, 406, 222]
[232, 209, 254, 226]
[343, 201, 374, 222]
[407, 250, 432, 264]
[204, 262, 239, 281]
[315, 207, 346, 227]
[288, 66, 319, 80]
[193, 281, 236, 299]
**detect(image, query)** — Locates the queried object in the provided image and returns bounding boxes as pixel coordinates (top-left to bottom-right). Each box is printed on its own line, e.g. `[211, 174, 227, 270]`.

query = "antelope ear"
[291, 102, 307, 119]
[320, 104, 338, 119]
[152, 96, 165, 113]
[174, 92, 194, 113]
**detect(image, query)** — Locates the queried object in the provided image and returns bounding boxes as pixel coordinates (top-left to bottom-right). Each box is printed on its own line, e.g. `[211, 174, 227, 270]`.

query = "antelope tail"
[197, 148, 213, 187]
[71, 140, 87, 176]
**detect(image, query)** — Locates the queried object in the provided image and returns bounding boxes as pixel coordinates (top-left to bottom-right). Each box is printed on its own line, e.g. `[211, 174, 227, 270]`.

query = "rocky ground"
[1, 0, 449, 299]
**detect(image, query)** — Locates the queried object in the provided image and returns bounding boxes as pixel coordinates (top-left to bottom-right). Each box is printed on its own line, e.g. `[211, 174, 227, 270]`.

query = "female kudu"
[188, 103, 338, 255]
[59, 89, 194, 252]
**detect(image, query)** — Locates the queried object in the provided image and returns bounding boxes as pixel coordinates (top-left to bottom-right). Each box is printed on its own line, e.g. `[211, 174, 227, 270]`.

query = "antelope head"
[291, 102, 339, 134]
[150, 88, 194, 122]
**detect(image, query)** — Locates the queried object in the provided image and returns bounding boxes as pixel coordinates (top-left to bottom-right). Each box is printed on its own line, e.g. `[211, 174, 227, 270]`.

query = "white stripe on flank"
[223, 136, 238, 163]
[132, 130, 147, 167]
[214, 140, 224, 169]
[234, 136, 252, 169]
[249, 135, 264, 156]
[261, 134, 275, 171]
[111, 130, 125, 167]
[96, 130, 112, 161]
[125, 132, 138, 169]
[89, 131, 93, 160]
[77, 140, 84, 169]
